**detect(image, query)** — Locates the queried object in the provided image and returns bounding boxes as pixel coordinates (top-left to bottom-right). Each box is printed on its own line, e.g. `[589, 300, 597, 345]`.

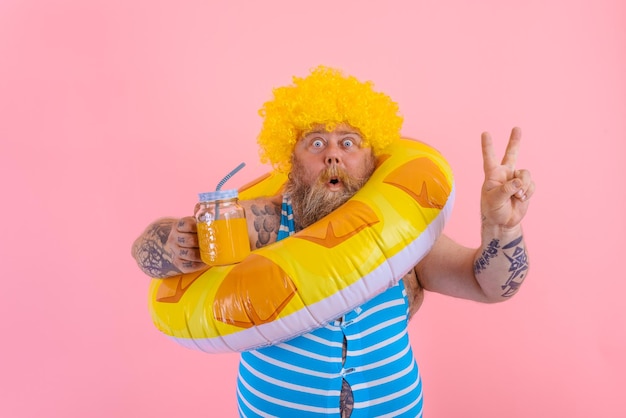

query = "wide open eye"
[342, 138, 355, 148]
[312, 139, 324, 148]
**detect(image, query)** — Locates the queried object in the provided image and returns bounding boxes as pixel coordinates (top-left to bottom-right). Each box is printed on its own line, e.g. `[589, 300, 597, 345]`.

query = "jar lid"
[198, 189, 238, 202]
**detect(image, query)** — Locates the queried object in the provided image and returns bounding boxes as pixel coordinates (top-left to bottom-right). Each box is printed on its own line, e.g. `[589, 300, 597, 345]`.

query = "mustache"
[316, 164, 362, 191]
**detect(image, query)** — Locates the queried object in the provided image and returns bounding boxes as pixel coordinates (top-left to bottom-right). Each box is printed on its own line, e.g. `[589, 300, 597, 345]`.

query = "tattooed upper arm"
[132, 218, 182, 278]
[246, 197, 282, 249]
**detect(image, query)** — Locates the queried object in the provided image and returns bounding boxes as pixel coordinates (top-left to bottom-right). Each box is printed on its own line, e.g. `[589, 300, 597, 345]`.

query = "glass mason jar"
[194, 189, 250, 266]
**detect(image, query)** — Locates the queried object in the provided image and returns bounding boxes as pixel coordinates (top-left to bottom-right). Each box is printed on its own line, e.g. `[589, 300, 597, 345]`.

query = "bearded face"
[286, 154, 376, 230]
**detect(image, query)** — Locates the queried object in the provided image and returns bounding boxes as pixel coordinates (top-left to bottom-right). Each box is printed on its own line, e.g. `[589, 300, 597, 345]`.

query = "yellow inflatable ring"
[148, 138, 455, 353]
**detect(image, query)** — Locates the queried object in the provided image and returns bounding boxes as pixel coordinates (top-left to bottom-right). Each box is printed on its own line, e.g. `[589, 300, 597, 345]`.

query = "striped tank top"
[236, 195, 424, 417]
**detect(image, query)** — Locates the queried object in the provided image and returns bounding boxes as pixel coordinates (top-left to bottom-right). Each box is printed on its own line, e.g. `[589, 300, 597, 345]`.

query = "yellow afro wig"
[257, 65, 403, 172]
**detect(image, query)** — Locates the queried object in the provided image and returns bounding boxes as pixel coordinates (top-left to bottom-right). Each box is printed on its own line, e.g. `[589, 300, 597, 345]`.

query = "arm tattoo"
[250, 201, 281, 248]
[500, 236, 529, 297]
[474, 236, 529, 297]
[474, 238, 500, 274]
[132, 220, 182, 278]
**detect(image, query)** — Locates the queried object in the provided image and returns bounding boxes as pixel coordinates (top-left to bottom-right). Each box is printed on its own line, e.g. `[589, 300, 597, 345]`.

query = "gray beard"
[285, 160, 375, 230]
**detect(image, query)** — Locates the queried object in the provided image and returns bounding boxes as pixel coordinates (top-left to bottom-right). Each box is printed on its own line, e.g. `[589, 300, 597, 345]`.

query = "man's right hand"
[131, 216, 207, 279]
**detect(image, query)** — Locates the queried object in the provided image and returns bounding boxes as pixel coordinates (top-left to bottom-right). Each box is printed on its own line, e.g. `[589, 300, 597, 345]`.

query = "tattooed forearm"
[250, 201, 281, 248]
[474, 238, 501, 274]
[474, 236, 529, 297]
[500, 236, 529, 297]
[131, 220, 182, 278]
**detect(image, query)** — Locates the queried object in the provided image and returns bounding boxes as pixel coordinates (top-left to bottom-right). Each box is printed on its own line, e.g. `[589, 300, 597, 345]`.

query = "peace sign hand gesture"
[480, 127, 535, 231]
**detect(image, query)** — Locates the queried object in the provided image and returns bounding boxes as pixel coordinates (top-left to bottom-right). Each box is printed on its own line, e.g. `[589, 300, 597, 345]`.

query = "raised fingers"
[481, 127, 523, 175]
[501, 127, 522, 170]
[481, 131, 497, 174]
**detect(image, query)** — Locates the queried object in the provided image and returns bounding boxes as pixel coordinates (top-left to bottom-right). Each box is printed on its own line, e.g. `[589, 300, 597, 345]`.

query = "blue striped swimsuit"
[236, 196, 424, 417]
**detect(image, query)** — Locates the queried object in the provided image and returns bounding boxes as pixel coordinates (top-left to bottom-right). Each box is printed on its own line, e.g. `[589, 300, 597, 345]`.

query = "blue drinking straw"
[217, 162, 246, 190]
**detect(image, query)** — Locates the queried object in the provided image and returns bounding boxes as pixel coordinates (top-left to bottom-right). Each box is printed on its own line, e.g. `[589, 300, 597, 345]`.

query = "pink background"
[1, 1, 624, 417]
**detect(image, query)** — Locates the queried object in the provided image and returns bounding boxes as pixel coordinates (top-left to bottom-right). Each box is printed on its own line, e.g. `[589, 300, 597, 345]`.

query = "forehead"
[303, 123, 362, 136]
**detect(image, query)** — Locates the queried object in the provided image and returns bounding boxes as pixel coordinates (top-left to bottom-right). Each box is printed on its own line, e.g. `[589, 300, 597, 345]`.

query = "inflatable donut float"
[148, 138, 455, 353]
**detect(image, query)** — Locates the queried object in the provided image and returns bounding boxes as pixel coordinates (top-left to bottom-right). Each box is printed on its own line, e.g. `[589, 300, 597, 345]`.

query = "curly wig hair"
[257, 65, 403, 172]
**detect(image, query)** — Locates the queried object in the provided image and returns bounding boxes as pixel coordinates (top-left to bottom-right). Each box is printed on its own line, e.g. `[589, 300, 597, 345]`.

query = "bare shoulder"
[241, 195, 283, 249]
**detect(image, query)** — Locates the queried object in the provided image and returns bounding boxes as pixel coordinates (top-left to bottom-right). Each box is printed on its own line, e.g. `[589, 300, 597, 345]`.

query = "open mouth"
[325, 177, 344, 191]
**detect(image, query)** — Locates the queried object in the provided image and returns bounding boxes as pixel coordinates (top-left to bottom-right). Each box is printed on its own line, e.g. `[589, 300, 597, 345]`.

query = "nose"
[326, 155, 340, 166]
[324, 142, 341, 166]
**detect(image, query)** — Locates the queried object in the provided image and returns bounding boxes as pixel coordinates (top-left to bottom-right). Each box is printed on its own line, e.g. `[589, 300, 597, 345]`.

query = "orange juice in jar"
[195, 189, 250, 266]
